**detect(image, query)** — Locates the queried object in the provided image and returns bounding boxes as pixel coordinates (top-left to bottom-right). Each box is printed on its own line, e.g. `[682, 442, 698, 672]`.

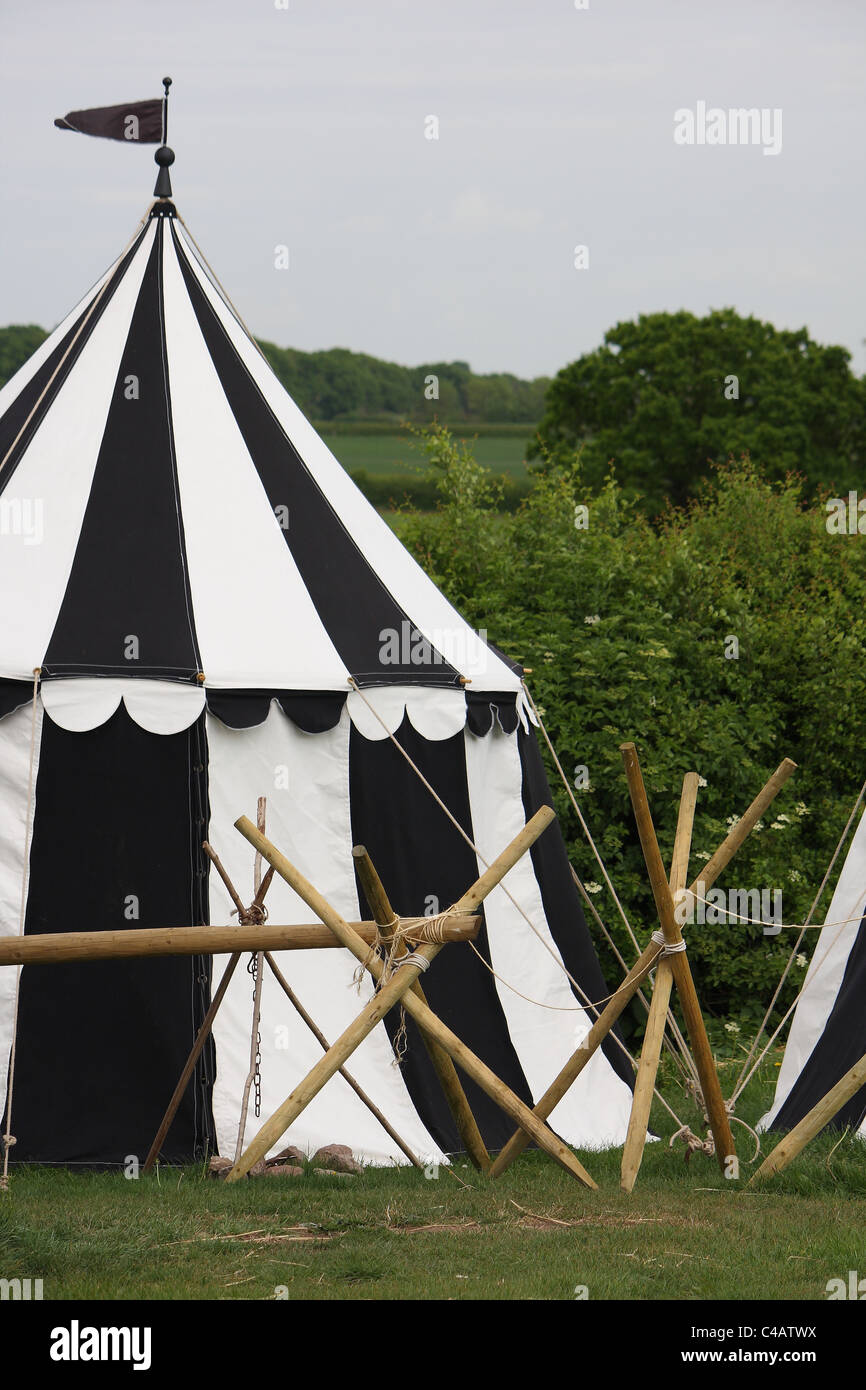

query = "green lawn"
[1, 1056, 863, 1301]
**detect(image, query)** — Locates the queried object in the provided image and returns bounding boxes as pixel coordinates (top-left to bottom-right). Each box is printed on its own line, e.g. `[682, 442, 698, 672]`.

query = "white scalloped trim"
[37, 680, 525, 741]
[41, 680, 206, 734]
[346, 686, 468, 741]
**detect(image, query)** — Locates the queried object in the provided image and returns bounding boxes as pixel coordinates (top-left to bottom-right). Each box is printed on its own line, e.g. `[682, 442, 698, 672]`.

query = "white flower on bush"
[584, 615, 601, 625]
[788, 868, 802, 884]
[724, 1021, 740, 1034]
[698, 776, 707, 788]
[796, 954, 808, 969]
[795, 801, 809, 817]
[694, 850, 711, 861]
[584, 881, 602, 895]
[726, 814, 740, 827]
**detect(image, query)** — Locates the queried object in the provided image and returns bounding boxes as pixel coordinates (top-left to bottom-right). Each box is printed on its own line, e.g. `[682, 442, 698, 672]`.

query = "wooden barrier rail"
[0, 916, 480, 967]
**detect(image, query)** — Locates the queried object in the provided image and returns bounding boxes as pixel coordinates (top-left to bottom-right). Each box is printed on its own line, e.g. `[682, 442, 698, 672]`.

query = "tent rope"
[176, 214, 272, 368]
[353, 905, 460, 1063]
[522, 682, 642, 957]
[346, 680, 693, 1131]
[730, 776, 866, 1106]
[571, 864, 698, 1089]
[687, 895, 866, 932]
[1, 670, 41, 1191]
[671, 1092, 762, 1164]
[524, 682, 702, 1088]
[728, 901, 865, 1108]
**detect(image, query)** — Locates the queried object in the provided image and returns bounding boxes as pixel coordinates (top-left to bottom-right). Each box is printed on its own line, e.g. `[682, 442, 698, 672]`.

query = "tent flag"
[54, 99, 163, 144]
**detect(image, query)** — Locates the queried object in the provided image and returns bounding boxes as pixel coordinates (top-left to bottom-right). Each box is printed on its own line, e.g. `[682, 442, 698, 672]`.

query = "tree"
[531, 310, 866, 514]
[0, 325, 48, 390]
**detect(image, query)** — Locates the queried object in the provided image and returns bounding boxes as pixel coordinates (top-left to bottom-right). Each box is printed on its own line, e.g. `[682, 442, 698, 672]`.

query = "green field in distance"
[321, 431, 534, 479]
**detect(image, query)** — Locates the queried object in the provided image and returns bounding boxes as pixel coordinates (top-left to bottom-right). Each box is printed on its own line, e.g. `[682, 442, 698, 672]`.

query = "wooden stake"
[620, 743, 735, 1173]
[263, 952, 424, 1169]
[353, 846, 491, 1173]
[227, 940, 444, 1178]
[143, 953, 241, 1172]
[489, 756, 795, 1179]
[620, 772, 699, 1191]
[232, 810, 597, 1187]
[750, 1052, 866, 1184]
[203, 841, 247, 918]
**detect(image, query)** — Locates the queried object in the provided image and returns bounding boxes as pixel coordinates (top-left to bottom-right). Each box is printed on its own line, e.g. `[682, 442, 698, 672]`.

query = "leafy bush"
[393, 431, 866, 1039]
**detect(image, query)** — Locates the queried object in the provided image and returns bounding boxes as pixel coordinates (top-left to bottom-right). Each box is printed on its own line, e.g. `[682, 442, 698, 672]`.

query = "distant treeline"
[0, 325, 49, 389]
[0, 325, 547, 425]
[258, 342, 549, 424]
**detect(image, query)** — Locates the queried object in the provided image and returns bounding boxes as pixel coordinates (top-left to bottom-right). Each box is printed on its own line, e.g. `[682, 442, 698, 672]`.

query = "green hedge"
[391, 428, 866, 1040]
[349, 469, 532, 514]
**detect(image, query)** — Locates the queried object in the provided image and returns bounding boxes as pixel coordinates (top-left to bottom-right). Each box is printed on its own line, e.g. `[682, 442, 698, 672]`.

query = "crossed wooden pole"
[227, 806, 598, 1187]
[143, 828, 456, 1173]
[750, 1052, 866, 1184]
[488, 751, 797, 1181]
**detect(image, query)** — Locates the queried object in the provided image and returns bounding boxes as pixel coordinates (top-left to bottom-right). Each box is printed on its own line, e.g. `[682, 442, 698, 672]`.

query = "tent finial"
[153, 76, 174, 199]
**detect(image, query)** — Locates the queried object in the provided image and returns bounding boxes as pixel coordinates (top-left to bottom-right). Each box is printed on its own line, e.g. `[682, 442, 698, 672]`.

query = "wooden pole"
[687, 758, 797, 918]
[353, 846, 491, 1173]
[146, 826, 279, 1174]
[143, 952, 241, 1172]
[749, 1052, 866, 1184]
[0, 917, 479, 968]
[488, 756, 795, 1179]
[620, 772, 699, 1191]
[262, 952, 424, 1169]
[620, 743, 735, 1173]
[227, 940, 445, 1178]
[203, 841, 247, 918]
[232, 810, 597, 1188]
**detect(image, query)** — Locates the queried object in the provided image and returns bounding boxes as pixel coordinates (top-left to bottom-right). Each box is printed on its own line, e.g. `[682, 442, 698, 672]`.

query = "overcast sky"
[2, 0, 864, 379]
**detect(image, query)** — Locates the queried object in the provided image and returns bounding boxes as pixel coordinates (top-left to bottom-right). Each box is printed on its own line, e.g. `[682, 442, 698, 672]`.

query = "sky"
[2, 0, 864, 379]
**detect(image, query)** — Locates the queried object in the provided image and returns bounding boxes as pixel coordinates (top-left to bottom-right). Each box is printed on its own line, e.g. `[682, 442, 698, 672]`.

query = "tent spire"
[153, 76, 174, 199]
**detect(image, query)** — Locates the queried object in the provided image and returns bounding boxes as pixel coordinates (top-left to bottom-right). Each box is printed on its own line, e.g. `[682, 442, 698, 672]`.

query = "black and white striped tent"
[761, 805, 866, 1137]
[0, 197, 635, 1166]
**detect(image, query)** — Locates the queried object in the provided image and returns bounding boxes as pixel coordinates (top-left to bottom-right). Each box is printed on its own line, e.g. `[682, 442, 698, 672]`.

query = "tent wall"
[0, 699, 43, 1123]
[1, 703, 214, 1165]
[206, 704, 443, 1166]
[208, 707, 634, 1161]
[761, 806, 866, 1139]
[0, 695, 634, 1166]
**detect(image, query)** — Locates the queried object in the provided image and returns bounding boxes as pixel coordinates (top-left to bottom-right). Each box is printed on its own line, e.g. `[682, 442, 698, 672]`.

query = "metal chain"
[247, 953, 262, 1118]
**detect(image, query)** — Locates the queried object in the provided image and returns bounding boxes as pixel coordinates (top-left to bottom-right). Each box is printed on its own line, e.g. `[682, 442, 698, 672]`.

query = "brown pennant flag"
[54, 99, 163, 144]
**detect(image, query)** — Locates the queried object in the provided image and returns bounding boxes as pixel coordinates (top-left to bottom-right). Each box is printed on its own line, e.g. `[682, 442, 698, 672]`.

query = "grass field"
[2, 1056, 864, 1302]
[321, 431, 534, 479]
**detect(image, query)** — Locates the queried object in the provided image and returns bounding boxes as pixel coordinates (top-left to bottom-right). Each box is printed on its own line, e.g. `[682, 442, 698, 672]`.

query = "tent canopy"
[0, 200, 523, 737]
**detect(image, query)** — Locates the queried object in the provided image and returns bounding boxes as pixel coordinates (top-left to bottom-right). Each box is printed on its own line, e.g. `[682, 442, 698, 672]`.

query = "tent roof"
[0, 202, 523, 728]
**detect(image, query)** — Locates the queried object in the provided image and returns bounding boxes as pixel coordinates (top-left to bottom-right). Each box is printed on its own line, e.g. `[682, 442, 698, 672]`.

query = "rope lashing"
[397, 953, 431, 974]
[237, 902, 268, 927]
[670, 1124, 716, 1160]
[651, 929, 687, 956]
[353, 905, 460, 1065]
